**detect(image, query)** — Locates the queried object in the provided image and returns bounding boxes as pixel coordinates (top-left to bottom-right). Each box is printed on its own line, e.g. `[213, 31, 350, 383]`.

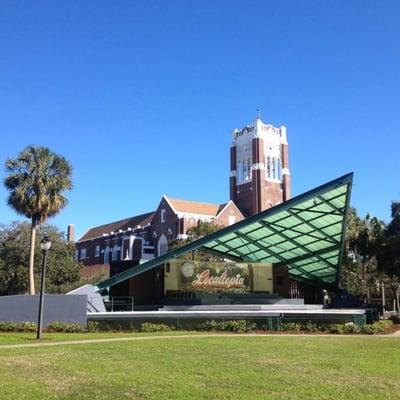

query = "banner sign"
[172, 260, 251, 293]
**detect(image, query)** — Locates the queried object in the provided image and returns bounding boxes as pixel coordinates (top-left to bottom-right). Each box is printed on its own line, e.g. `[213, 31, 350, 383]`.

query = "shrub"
[87, 321, 100, 332]
[281, 322, 303, 332]
[327, 324, 345, 334]
[326, 320, 392, 335]
[0, 321, 37, 332]
[19, 321, 37, 332]
[342, 323, 361, 334]
[223, 320, 255, 332]
[360, 320, 393, 335]
[303, 322, 319, 333]
[197, 320, 255, 332]
[140, 323, 174, 332]
[46, 322, 85, 333]
[0, 321, 19, 332]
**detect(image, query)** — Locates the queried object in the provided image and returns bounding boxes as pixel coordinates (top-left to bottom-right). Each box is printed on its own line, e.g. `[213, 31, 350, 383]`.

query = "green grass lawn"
[0, 330, 197, 345]
[0, 335, 399, 400]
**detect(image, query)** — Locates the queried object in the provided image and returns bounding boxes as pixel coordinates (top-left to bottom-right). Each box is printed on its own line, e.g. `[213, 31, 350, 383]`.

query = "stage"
[87, 304, 367, 325]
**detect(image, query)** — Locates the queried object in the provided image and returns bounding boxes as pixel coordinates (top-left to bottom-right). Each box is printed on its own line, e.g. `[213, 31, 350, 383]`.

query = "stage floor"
[87, 305, 367, 323]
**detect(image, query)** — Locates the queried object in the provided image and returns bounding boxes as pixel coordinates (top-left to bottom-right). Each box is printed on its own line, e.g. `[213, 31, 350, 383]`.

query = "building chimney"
[67, 224, 75, 242]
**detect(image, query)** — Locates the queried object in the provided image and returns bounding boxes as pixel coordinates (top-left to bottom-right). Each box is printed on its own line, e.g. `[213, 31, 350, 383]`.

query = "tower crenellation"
[230, 115, 291, 217]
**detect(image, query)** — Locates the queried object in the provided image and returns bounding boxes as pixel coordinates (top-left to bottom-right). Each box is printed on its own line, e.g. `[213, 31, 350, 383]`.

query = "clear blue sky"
[1, 1, 399, 239]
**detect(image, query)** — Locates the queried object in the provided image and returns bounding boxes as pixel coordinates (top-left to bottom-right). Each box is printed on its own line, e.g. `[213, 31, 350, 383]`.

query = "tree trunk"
[29, 217, 37, 294]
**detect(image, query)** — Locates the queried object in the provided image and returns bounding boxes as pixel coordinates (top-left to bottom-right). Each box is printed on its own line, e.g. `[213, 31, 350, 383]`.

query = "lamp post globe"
[37, 236, 51, 339]
[40, 236, 52, 251]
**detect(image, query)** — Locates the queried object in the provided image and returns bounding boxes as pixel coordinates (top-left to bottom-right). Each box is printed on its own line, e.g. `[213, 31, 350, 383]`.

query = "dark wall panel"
[0, 294, 87, 327]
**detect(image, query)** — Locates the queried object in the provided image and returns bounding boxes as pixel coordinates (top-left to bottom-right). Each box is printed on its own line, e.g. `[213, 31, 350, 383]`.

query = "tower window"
[272, 158, 276, 179]
[278, 159, 282, 180]
[275, 159, 280, 179]
[245, 158, 251, 180]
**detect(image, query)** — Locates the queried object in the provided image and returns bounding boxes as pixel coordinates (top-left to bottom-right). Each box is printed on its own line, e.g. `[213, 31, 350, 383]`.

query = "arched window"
[244, 160, 248, 180]
[158, 234, 168, 256]
[266, 156, 271, 178]
[269, 157, 273, 179]
[272, 158, 276, 179]
[161, 209, 166, 223]
[237, 161, 242, 183]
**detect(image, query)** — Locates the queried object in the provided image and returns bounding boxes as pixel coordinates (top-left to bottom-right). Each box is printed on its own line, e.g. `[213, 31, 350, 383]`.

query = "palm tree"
[344, 208, 385, 301]
[4, 146, 72, 294]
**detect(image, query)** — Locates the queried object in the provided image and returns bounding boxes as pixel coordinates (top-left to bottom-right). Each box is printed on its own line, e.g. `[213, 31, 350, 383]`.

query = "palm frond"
[3, 145, 73, 222]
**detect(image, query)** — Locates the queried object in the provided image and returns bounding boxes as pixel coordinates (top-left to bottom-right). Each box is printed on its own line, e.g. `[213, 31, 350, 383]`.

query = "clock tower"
[229, 115, 291, 217]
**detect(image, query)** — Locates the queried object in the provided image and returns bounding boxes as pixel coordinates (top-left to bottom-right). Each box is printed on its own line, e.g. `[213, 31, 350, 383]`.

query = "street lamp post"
[36, 236, 51, 340]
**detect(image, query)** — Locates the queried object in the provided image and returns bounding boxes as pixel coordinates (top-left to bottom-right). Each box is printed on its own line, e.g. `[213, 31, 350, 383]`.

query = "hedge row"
[0, 321, 88, 333]
[0, 319, 394, 335]
[280, 320, 393, 334]
[139, 320, 394, 334]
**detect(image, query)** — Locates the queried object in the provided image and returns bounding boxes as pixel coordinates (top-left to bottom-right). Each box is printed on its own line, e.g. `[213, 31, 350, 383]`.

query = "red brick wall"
[149, 197, 180, 248]
[232, 180, 255, 217]
[79, 264, 110, 279]
[76, 237, 105, 266]
[76, 230, 148, 267]
[215, 202, 244, 226]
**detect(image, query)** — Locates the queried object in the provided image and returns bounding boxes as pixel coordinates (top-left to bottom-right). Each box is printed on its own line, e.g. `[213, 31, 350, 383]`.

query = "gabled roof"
[96, 173, 353, 290]
[215, 200, 243, 219]
[164, 196, 225, 216]
[78, 211, 155, 242]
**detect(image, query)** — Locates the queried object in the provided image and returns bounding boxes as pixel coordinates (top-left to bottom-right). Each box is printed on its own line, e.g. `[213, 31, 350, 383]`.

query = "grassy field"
[0, 334, 399, 400]
[0, 330, 196, 345]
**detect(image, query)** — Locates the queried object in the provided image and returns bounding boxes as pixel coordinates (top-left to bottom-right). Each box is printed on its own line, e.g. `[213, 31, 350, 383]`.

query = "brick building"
[230, 115, 290, 216]
[75, 196, 244, 274]
[74, 115, 290, 276]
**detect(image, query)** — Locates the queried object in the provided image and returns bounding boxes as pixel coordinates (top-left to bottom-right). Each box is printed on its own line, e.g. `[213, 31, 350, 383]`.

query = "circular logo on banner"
[181, 262, 195, 278]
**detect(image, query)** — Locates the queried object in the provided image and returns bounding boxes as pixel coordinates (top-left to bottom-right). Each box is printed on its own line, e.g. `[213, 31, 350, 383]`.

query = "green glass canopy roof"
[96, 173, 352, 290]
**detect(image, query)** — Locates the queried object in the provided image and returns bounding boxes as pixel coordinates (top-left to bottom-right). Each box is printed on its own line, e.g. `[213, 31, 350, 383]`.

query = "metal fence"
[88, 296, 135, 312]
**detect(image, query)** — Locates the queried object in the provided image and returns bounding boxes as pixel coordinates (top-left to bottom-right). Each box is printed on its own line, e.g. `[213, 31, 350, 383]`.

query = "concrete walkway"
[0, 331, 399, 350]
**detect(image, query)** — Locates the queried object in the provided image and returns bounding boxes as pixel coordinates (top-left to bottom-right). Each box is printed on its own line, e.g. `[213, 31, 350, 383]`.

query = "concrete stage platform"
[87, 304, 367, 324]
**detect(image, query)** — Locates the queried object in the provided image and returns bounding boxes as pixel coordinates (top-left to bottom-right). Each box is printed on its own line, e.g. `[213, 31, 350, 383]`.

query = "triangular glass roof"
[96, 173, 352, 290]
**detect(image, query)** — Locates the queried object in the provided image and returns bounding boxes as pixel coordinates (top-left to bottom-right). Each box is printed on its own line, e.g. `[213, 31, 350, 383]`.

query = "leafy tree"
[186, 222, 223, 239]
[0, 222, 81, 295]
[378, 201, 400, 278]
[387, 201, 400, 236]
[341, 208, 385, 301]
[3, 146, 72, 294]
[168, 222, 224, 261]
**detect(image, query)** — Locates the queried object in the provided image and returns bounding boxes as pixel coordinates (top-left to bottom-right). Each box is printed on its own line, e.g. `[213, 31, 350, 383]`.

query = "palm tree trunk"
[29, 217, 37, 294]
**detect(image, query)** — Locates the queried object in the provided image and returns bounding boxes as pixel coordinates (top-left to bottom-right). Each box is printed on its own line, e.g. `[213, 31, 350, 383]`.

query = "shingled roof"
[78, 211, 155, 242]
[165, 196, 228, 216]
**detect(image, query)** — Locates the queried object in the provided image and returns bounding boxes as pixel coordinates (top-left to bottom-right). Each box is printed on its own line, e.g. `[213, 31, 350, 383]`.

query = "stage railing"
[88, 296, 135, 312]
